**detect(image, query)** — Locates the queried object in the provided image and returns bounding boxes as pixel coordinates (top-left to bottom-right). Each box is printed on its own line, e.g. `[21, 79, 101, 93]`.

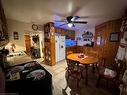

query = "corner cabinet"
[94, 19, 121, 65]
[44, 22, 55, 66]
[0, 0, 9, 47]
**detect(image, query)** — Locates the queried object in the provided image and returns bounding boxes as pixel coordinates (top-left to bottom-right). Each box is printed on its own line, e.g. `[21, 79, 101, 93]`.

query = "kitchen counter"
[7, 51, 32, 66]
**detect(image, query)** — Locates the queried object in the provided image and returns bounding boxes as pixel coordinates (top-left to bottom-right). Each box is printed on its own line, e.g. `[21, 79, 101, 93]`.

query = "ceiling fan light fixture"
[68, 23, 73, 27]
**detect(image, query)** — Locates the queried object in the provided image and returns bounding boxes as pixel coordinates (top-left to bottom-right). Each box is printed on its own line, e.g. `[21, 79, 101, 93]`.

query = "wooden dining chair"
[87, 50, 99, 57]
[85, 50, 99, 73]
[96, 59, 126, 94]
[63, 58, 84, 94]
[96, 57, 106, 72]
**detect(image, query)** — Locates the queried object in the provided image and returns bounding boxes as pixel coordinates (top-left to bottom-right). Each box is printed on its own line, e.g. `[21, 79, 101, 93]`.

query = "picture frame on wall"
[97, 36, 101, 45]
[109, 32, 119, 42]
[13, 32, 19, 40]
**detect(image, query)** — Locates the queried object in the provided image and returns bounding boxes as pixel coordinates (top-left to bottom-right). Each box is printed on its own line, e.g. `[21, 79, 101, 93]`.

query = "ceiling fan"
[55, 15, 88, 27]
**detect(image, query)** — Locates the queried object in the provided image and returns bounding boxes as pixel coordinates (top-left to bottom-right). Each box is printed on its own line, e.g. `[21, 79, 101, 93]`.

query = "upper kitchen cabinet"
[0, 0, 9, 47]
[55, 27, 75, 40]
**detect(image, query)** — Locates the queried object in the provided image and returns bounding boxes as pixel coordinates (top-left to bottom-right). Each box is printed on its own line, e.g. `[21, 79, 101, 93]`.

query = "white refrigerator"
[55, 36, 65, 63]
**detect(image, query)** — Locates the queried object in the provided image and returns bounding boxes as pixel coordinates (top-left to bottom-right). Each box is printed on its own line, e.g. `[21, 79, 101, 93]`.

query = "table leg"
[92, 64, 95, 73]
[85, 65, 88, 85]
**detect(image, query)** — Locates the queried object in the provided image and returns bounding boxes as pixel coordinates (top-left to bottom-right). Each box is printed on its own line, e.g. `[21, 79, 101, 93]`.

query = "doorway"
[31, 35, 41, 58]
[24, 35, 31, 54]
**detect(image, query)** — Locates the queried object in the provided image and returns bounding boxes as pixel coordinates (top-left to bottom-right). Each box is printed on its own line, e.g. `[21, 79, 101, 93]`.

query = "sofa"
[5, 61, 52, 95]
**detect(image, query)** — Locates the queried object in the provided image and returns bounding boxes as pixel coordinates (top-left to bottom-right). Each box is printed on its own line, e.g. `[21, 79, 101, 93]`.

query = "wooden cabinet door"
[24, 35, 31, 53]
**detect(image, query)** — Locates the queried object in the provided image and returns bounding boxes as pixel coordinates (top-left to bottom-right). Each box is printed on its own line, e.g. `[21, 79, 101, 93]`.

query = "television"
[65, 39, 76, 47]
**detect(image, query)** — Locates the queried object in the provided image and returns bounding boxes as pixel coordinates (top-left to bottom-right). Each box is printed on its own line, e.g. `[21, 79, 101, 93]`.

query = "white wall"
[5, 19, 44, 56]
[5, 19, 32, 51]
[75, 28, 95, 46]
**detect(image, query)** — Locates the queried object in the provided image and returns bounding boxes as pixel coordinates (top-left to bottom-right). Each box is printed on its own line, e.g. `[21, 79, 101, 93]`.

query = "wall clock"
[32, 24, 38, 31]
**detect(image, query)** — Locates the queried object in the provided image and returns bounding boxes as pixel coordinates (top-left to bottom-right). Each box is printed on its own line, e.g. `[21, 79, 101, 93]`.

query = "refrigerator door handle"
[61, 45, 63, 48]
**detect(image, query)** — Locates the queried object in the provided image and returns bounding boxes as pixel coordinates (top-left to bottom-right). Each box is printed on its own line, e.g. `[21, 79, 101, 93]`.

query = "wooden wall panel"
[94, 23, 107, 58]
[94, 19, 121, 65]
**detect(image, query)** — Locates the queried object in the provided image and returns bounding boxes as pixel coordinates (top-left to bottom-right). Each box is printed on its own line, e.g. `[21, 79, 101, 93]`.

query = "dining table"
[67, 53, 99, 85]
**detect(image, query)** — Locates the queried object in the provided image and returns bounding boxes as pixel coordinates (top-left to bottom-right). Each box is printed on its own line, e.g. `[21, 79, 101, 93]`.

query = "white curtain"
[125, 49, 127, 62]
[116, 46, 126, 61]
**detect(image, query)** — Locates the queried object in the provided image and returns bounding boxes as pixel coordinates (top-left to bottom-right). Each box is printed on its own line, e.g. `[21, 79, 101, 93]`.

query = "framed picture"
[13, 32, 19, 40]
[109, 32, 119, 42]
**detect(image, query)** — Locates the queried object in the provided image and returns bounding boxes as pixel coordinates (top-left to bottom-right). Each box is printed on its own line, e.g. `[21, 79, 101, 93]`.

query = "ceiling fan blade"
[78, 16, 89, 18]
[59, 23, 67, 26]
[54, 20, 66, 22]
[73, 21, 88, 24]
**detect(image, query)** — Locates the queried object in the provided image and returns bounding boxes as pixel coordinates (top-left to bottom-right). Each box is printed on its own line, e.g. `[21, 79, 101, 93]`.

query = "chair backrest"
[66, 51, 73, 56]
[98, 57, 106, 67]
[116, 60, 126, 79]
[66, 59, 80, 73]
[66, 51, 73, 59]
[106, 60, 126, 79]
[86, 50, 99, 58]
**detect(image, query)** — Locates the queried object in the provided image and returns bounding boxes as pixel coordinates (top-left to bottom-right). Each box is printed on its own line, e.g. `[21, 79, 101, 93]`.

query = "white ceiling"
[2, 0, 127, 31]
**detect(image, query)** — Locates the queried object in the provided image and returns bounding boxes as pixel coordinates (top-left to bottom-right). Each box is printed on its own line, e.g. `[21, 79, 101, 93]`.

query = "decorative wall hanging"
[76, 37, 81, 41]
[13, 32, 19, 40]
[82, 31, 93, 41]
[32, 24, 38, 31]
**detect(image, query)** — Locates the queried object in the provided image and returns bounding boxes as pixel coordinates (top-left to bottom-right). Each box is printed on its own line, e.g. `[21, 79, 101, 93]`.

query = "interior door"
[24, 35, 31, 53]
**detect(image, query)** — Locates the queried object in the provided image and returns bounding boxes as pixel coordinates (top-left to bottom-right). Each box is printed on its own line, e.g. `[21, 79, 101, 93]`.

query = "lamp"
[67, 23, 73, 28]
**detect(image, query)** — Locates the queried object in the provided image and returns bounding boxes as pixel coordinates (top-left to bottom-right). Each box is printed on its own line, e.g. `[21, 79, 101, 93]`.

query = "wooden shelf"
[44, 22, 55, 66]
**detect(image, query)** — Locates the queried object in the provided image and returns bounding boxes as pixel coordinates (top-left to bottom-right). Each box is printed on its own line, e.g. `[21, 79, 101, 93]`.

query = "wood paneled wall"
[94, 19, 121, 65]
[76, 46, 94, 53]
[66, 45, 95, 56]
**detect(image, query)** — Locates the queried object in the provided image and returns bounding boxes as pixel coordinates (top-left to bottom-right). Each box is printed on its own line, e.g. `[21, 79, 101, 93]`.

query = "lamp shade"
[67, 23, 73, 27]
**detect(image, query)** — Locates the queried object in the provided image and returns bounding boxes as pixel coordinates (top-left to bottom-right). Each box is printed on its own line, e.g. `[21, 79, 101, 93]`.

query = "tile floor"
[7, 54, 114, 95]
[39, 60, 112, 95]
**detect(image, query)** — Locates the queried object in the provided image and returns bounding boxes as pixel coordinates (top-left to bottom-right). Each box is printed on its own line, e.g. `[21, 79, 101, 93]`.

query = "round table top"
[67, 53, 98, 65]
